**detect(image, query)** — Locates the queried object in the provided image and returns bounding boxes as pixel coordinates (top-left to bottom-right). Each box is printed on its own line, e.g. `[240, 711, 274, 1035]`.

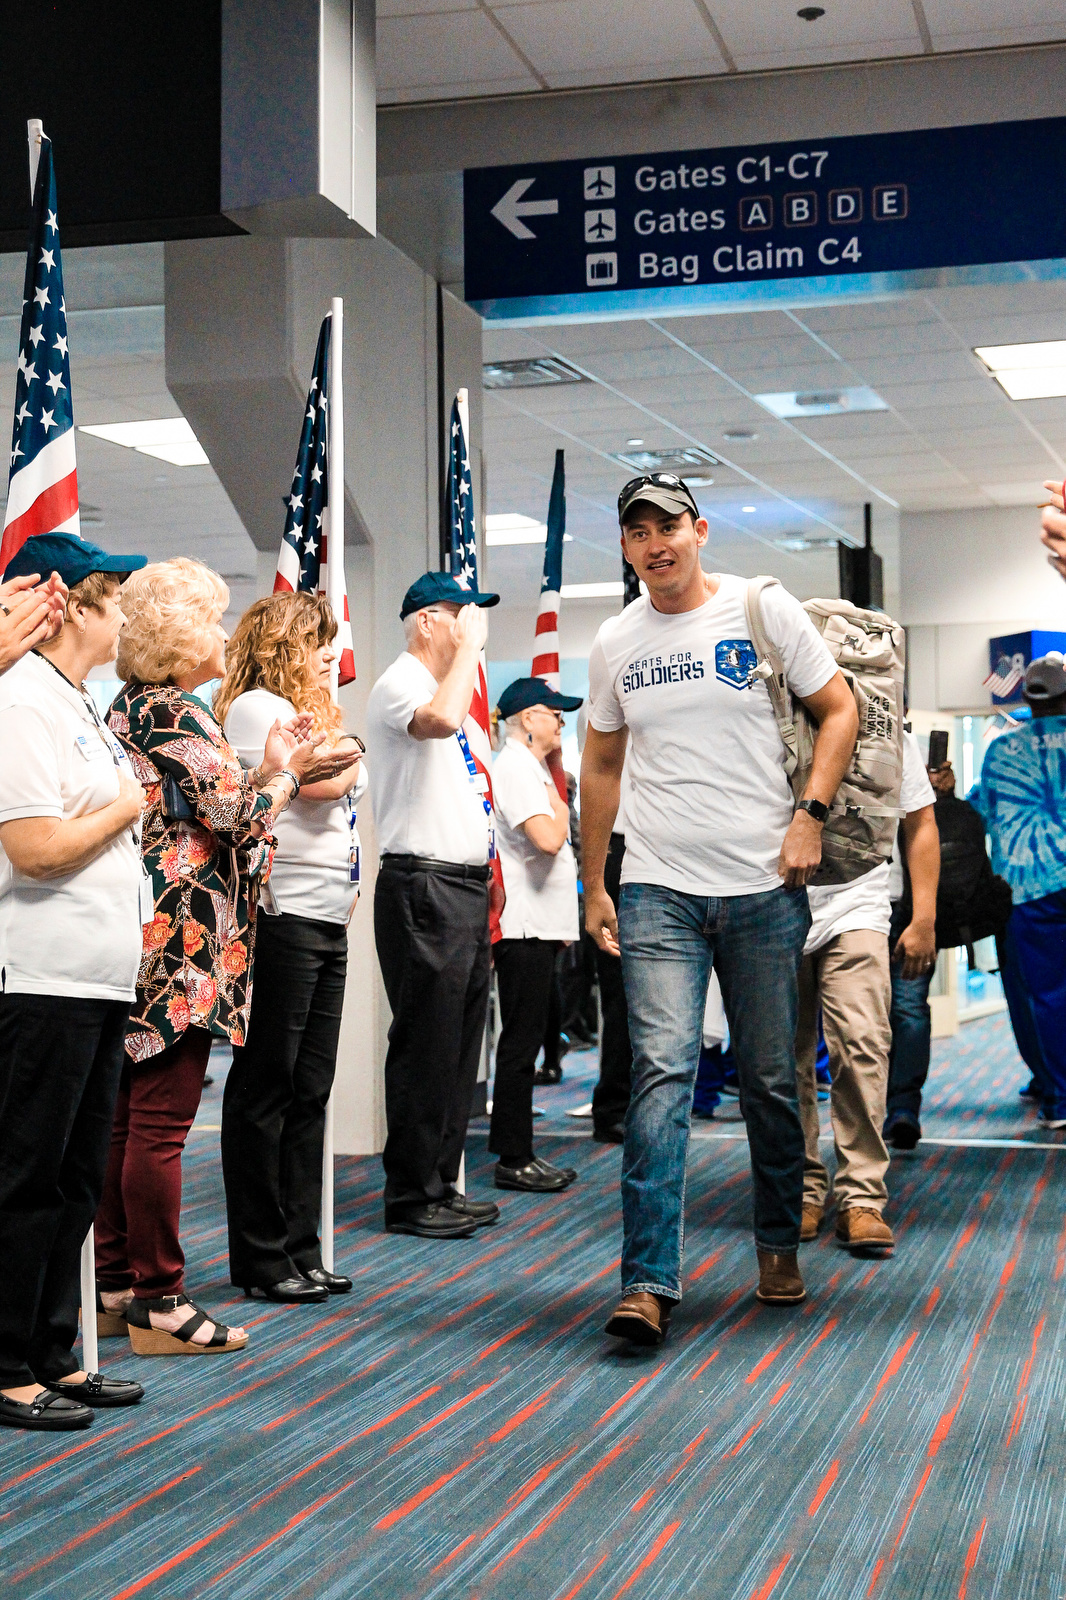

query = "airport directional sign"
[463, 115, 1066, 322]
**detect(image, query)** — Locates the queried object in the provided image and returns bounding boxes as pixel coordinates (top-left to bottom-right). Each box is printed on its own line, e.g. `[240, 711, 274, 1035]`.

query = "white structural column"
[165, 234, 484, 1158]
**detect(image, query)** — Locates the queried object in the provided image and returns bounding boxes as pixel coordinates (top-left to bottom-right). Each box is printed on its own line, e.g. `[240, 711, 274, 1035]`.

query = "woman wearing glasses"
[489, 677, 583, 1193]
[217, 593, 366, 1302]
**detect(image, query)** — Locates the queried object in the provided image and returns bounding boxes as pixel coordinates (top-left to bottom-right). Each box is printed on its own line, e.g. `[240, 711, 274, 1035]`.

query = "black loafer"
[302, 1267, 353, 1294]
[495, 1159, 569, 1192]
[534, 1065, 563, 1085]
[444, 1194, 500, 1228]
[532, 1155, 576, 1185]
[243, 1276, 328, 1303]
[883, 1114, 920, 1151]
[0, 1390, 93, 1431]
[46, 1372, 144, 1407]
[385, 1203, 477, 1239]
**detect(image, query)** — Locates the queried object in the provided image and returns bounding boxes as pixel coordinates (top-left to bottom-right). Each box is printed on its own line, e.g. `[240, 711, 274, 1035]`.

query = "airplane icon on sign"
[584, 166, 615, 199]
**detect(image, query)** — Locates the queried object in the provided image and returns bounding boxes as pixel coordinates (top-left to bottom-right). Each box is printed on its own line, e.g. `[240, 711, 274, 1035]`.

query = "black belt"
[380, 854, 491, 882]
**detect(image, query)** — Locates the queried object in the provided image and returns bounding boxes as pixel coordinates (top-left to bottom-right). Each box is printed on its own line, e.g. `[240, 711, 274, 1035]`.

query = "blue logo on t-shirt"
[715, 638, 757, 689]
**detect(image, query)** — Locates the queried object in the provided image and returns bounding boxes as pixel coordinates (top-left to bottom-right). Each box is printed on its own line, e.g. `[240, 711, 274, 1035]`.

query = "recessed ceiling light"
[612, 445, 718, 473]
[482, 357, 588, 389]
[775, 534, 838, 552]
[485, 513, 572, 546]
[626, 437, 645, 448]
[742, 505, 757, 513]
[755, 386, 887, 419]
[974, 341, 1066, 400]
[79, 417, 208, 466]
[560, 581, 625, 599]
[723, 428, 758, 441]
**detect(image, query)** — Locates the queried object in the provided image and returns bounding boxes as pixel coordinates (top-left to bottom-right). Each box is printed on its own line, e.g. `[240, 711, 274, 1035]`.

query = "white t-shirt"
[365, 651, 491, 866]
[493, 738, 578, 941]
[805, 730, 937, 953]
[223, 688, 369, 926]
[587, 576, 837, 896]
[0, 652, 144, 1000]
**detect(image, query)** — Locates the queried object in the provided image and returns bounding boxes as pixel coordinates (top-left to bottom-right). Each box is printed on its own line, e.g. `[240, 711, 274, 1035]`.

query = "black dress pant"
[375, 859, 490, 1218]
[222, 912, 348, 1286]
[592, 832, 633, 1134]
[0, 993, 129, 1388]
[490, 938, 559, 1166]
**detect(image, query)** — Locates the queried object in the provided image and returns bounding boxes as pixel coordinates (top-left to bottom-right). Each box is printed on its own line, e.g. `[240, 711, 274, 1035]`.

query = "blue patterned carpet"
[4, 1013, 1065, 1600]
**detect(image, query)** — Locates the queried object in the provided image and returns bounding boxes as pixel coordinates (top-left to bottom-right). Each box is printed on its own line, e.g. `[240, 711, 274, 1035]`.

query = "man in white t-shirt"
[366, 571, 501, 1241]
[796, 730, 938, 1255]
[582, 474, 858, 1342]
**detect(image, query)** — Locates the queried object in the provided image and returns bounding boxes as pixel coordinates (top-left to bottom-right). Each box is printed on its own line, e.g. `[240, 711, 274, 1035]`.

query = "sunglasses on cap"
[617, 472, 700, 520]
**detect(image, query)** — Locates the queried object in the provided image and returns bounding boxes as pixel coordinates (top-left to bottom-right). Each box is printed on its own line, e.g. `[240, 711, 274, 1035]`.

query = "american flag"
[984, 655, 1025, 702]
[275, 312, 355, 685]
[531, 449, 565, 689]
[446, 389, 504, 926]
[2, 134, 79, 573]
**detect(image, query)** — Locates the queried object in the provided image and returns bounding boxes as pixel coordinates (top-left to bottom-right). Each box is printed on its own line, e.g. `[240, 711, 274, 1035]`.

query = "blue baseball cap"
[400, 570, 499, 620]
[3, 530, 147, 586]
[497, 676, 583, 719]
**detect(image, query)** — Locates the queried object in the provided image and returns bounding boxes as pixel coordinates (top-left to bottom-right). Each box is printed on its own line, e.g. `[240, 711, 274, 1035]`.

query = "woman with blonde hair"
[95, 559, 347, 1355]
[216, 591, 366, 1302]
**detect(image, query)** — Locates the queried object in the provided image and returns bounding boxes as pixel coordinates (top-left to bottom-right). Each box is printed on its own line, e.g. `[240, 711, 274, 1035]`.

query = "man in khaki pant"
[796, 730, 938, 1254]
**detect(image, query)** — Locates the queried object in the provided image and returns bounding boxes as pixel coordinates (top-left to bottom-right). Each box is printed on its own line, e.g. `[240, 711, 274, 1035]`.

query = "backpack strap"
[743, 576, 798, 779]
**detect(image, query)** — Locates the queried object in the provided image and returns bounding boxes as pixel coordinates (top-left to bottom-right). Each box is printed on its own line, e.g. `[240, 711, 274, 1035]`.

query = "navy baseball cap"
[400, 570, 500, 620]
[497, 677, 583, 719]
[3, 530, 147, 586]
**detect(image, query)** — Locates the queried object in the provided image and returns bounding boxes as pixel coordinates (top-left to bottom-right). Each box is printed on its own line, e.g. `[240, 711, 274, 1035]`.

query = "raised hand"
[452, 602, 488, 655]
[262, 714, 319, 778]
[0, 572, 68, 676]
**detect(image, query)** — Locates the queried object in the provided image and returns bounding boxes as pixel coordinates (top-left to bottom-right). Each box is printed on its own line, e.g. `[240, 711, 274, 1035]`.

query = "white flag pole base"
[80, 1227, 98, 1374]
[457, 1152, 466, 1196]
[321, 1092, 335, 1272]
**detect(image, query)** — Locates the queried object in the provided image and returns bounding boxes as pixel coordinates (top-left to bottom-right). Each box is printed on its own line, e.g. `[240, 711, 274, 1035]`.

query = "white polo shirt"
[493, 738, 578, 941]
[365, 651, 491, 866]
[0, 652, 143, 1001]
[224, 688, 369, 926]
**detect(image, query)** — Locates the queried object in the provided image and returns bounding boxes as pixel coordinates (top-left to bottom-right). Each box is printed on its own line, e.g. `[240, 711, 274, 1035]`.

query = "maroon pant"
[95, 1027, 212, 1299]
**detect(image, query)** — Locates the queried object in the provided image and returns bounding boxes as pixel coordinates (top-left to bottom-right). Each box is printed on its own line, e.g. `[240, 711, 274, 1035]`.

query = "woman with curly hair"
[94, 559, 348, 1355]
[215, 592, 366, 1302]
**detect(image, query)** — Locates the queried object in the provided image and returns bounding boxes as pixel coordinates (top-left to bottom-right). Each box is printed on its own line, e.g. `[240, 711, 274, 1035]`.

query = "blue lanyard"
[455, 725, 496, 859]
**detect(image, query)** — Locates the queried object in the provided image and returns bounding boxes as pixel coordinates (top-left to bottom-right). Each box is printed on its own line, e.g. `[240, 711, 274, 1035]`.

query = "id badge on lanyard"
[455, 726, 496, 861]
[347, 795, 361, 887]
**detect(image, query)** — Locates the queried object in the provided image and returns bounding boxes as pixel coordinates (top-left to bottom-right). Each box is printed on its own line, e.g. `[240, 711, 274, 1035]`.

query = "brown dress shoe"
[800, 1202, 824, 1242]
[756, 1249, 806, 1304]
[836, 1207, 894, 1256]
[604, 1291, 674, 1346]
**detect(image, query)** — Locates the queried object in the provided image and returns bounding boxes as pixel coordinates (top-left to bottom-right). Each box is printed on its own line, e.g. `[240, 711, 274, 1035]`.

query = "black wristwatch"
[796, 797, 830, 824]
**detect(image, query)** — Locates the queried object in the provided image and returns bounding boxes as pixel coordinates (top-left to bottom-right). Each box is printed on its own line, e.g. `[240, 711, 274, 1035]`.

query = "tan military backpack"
[742, 577, 906, 885]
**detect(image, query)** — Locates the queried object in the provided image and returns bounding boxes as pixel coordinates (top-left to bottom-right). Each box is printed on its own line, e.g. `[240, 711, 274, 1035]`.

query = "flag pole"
[456, 385, 472, 1195]
[320, 296, 343, 1272]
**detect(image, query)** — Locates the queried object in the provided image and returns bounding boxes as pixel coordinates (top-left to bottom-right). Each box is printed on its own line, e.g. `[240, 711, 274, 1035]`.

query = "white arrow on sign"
[491, 178, 559, 240]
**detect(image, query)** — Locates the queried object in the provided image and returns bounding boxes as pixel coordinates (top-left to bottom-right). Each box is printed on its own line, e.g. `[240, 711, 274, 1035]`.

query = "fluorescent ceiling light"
[561, 581, 624, 599]
[974, 342, 1066, 400]
[742, 505, 756, 513]
[79, 417, 209, 466]
[485, 513, 572, 546]
[754, 386, 887, 419]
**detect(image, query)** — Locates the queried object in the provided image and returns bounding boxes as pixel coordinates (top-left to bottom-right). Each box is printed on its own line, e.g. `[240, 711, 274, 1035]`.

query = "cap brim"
[545, 691, 583, 712]
[620, 488, 696, 522]
[91, 553, 147, 578]
[471, 590, 500, 608]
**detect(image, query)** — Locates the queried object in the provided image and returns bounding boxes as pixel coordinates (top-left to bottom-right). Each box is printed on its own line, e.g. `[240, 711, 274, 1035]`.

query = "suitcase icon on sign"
[586, 252, 618, 286]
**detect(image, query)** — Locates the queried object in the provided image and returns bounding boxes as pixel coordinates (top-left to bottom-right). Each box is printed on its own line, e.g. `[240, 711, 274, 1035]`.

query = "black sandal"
[126, 1294, 248, 1356]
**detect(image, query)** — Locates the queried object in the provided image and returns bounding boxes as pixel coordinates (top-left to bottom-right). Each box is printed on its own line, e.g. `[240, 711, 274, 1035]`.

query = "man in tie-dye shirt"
[968, 655, 1066, 1129]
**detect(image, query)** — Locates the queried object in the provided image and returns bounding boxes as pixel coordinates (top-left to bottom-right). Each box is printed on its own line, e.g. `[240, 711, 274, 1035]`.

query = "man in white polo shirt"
[489, 676, 583, 1193]
[582, 474, 858, 1343]
[366, 571, 501, 1241]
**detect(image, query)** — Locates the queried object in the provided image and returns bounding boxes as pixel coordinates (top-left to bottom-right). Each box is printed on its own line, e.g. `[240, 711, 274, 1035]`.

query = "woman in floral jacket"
[93, 559, 344, 1357]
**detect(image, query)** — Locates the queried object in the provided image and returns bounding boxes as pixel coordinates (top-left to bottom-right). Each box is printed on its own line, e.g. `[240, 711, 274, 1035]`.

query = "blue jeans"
[618, 882, 811, 1300]
[885, 902, 932, 1125]
[1008, 893, 1066, 1121]
[996, 917, 1051, 1105]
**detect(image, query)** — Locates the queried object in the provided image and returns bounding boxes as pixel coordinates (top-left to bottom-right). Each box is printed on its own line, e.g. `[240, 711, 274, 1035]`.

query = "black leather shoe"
[243, 1276, 328, 1303]
[532, 1155, 576, 1185]
[302, 1267, 353, 1294]
[385, 1203, 477, 1239]
[0, 1391, 93, 1431]
[534, 1065, 563, 1085]
[883, 1113, 920, 1151]
[592, 1123, 625, 1145]
[444, 1194, 500, 1228]
[46, 1372, 144, 1407]
[495, 1159, 569, 1192]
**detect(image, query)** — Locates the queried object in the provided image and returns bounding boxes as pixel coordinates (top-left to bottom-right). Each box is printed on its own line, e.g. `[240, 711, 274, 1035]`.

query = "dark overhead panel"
[482, 357, 589, 389]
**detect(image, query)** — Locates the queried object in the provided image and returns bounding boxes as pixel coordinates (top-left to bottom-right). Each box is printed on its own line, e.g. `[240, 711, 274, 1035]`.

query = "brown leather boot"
[604, 1291, 674, 1346]
[800, 1203, 824, 1243]
[756, 1249, 806, 1305]
[836, 1207, 894, 1256]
